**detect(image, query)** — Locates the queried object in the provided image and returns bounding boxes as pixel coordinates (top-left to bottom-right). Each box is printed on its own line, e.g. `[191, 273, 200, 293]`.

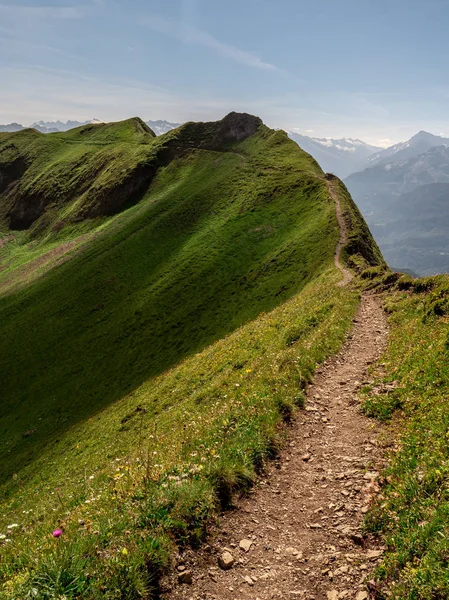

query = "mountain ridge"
[0, 112, 385, 599]
[366, 130, 449, 167]
[2, 112, 449, 599]
[0, 113, 265, 231]
[0, 118, 181, 135]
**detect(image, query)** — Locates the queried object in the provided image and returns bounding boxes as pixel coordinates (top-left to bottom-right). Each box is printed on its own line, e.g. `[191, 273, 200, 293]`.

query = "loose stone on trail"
[239, 538, 253, 552]
[218, 551, 235, 570]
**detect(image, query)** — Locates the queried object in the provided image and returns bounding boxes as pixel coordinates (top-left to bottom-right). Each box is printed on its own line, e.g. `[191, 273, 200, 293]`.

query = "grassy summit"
[0, 113, 381, 598]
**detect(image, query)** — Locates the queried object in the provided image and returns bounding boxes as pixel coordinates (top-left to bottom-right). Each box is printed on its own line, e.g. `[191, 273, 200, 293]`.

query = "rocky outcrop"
[0, 145, 28, 195]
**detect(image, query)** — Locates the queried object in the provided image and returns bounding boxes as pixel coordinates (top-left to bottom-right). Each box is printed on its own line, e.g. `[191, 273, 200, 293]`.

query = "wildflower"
[7, 524, 18, 529]
[52, 529, 63, 538]
[121, 548, 128, 556]
[0, 534, 5, 539]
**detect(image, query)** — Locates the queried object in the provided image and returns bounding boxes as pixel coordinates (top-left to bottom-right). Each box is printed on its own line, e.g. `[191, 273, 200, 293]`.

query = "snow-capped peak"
[366, 131, 449, 167]
[302, 135, 380, 154]
[146, 119, 181, 135]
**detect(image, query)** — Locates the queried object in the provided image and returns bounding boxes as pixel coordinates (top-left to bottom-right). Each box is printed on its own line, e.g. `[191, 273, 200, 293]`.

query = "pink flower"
[52, 529, 63, 538]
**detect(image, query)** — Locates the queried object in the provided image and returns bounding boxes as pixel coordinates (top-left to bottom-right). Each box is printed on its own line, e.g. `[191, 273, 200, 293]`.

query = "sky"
[1, 0, 449, 146]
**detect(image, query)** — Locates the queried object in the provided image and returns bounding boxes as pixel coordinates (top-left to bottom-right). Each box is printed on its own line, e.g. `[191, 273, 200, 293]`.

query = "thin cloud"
[0, 27, 86, 63]
[141, 13, 278, 71]
[0, 4, 86, 19]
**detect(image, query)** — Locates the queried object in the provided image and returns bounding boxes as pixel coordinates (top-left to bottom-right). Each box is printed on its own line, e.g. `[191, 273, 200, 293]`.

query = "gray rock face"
[218, 112, 262, 142]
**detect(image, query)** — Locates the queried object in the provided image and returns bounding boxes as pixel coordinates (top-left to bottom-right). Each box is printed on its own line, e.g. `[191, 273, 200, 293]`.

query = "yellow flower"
[121, 547, 128, 556]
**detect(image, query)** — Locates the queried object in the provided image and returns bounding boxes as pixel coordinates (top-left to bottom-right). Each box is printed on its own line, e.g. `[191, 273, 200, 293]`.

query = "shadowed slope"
[0, 114, 337, 488]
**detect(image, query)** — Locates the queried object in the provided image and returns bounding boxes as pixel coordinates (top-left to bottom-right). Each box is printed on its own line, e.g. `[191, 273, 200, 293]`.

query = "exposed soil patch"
[0, 234, 15, 248]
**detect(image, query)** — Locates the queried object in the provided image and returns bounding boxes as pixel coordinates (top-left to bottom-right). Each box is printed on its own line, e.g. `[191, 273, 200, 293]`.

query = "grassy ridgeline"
[0, 121, 336, 488]
[0, 114, 381, 598]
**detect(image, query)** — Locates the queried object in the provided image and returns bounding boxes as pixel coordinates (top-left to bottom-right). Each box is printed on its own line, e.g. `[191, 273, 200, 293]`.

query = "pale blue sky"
[1, 0, 449, 144]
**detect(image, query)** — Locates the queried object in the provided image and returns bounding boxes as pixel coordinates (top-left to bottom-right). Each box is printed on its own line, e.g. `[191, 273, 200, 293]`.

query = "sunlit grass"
[360, 273, 449, 598]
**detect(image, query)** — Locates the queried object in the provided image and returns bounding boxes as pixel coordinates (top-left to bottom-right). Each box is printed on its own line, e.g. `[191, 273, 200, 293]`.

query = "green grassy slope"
[355, 270, 449, 598]
[0, 118, 159, 231]
[0, 116, 337, 490]
[1, 270, 361, 599]
[0, 113, 384, 598]
[327, 175, 385, 270]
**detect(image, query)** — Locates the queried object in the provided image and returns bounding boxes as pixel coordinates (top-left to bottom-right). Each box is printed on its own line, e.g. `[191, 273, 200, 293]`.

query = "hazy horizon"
[2, 0, 449, 146]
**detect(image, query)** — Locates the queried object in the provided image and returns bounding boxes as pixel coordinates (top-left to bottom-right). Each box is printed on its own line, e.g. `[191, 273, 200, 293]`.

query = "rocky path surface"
[162, 182, 389, 600]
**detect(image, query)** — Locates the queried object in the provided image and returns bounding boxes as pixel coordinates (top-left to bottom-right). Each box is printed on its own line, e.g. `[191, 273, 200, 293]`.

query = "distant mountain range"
[346, 133, 449, 275]
[0, 120, 380, 178]
[146, 119, 182, 135]
[0, 122, 24, 133]
[0, 119, 181, 135]
[288, 132, 382, 178]
[365, 131, 449, 167]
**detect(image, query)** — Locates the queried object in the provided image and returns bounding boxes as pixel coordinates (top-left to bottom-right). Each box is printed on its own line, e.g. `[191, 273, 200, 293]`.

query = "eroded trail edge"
[163, 182, 388, 600]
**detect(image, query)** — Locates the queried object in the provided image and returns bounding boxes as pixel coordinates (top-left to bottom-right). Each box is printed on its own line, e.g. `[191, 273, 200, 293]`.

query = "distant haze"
[2, 1, 449, 145]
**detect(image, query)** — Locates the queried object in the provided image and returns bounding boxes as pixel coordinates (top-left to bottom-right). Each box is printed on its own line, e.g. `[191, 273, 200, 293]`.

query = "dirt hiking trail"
[162, 180, 388, 600]
[327, 178, 353, 287]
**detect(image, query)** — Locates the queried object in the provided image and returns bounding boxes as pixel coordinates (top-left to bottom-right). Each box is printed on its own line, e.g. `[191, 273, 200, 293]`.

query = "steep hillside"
[0, 117, 158, 230]
[0, 113, 383, 598]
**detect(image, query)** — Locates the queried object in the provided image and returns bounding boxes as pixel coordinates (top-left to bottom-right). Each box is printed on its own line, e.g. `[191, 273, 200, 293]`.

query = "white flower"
[0, 534, 6, 539]
[7, 524, 18, 528]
